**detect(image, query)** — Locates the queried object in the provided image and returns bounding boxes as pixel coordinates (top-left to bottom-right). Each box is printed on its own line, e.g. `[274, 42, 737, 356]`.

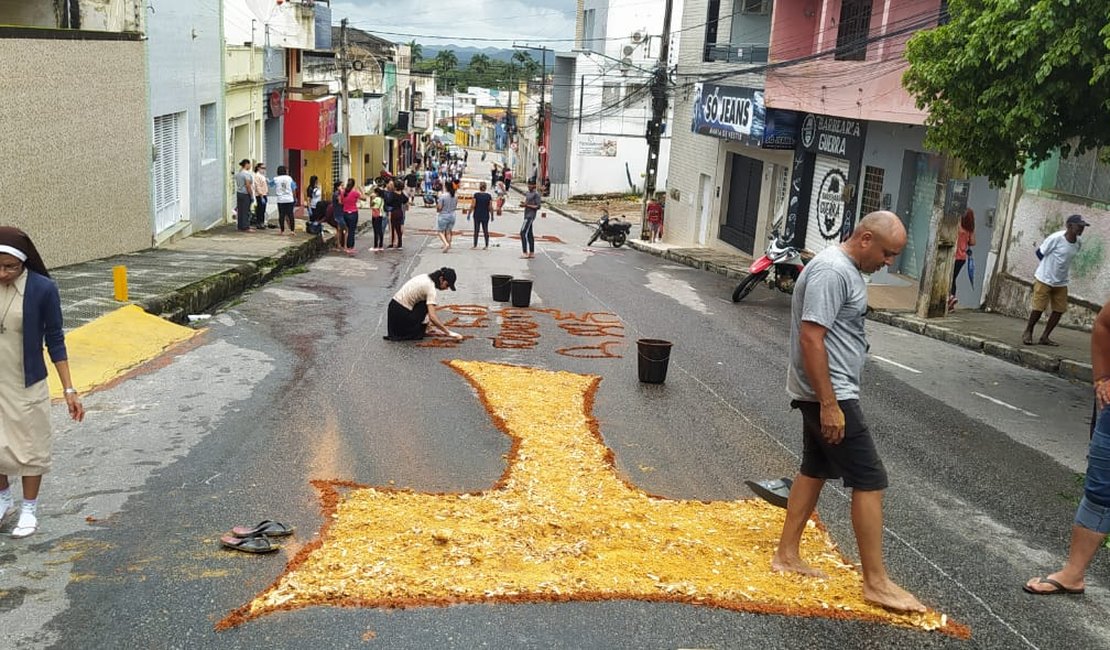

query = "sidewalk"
[543, 199, 1093, 384]
[54, 222, 336, 329]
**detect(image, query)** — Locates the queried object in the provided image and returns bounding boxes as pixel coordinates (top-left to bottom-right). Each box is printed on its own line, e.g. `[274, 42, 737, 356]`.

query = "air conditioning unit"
[630, 30, 646, 44]
[622, 44, 636, 57]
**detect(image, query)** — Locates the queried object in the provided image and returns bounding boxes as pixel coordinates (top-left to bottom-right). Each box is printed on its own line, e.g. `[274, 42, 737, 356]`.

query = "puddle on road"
[645, 271, 711, 315]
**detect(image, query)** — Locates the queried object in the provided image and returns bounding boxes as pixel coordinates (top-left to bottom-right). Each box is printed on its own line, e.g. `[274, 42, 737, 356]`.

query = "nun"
[0, 227, 84, 539]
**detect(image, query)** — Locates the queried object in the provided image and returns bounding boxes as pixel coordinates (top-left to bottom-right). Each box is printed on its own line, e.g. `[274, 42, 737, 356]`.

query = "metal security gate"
[805, 154, 850, 254]
[719, 153, 763, 254]
[153, 113, 183, 234]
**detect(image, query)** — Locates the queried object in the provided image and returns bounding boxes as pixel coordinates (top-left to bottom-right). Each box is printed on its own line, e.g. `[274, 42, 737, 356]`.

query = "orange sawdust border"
[217, 361, 969, 639]
[556, 340, 624, 359]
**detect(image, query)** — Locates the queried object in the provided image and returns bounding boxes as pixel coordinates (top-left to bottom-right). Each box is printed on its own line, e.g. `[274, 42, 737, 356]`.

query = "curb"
[140, 232, 337, 324]
[870, 310, 1091, 383]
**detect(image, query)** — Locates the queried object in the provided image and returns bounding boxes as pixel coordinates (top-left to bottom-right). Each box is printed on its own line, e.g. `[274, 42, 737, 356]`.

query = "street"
[1, 161, 1106, 650]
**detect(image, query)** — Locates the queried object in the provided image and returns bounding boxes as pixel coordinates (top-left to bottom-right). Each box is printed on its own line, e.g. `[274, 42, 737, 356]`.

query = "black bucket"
[637, 338, 673, 384]
[510, 279, 533, 308]
[491, 274, 513, 302]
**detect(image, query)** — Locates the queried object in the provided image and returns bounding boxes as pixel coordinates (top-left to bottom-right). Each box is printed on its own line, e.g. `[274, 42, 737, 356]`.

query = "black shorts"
[793, 399, 888, 491]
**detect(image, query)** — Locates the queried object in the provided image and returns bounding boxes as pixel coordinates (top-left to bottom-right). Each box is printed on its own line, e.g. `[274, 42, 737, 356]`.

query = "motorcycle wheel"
[731, 271, 767, 303]
[587, 229, 601, 246]
[611, 232, 626, 248]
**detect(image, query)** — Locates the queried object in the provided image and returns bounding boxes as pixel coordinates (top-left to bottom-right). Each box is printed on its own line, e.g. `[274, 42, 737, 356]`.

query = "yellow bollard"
[113, 265, 128, 302]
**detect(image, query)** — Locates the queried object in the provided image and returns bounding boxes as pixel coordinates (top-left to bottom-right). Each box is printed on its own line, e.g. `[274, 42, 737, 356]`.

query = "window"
[1053, 147, 1110, 204]
[582, 9, 598, 53]
[740, 0, 771, 15]
[332, 148, 342, 185]
[601, 83, 621, 106]
[835, 0, 873, 61]
[860, 166, 885, 215]
[200, 103, 217, 162]
[703, 0, 721, 61]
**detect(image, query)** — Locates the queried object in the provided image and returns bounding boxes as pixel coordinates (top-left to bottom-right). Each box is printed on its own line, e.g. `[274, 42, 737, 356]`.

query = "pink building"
[762, 0, 1000, 308]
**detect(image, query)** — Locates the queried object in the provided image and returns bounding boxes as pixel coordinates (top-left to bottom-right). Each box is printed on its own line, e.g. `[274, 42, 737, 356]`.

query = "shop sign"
[412, 109, 430, 130]
[800, 114, 865, 159]
[578, 136, 617, 157]
[692, 84, 799, 149]
[815, 168, 848, 239]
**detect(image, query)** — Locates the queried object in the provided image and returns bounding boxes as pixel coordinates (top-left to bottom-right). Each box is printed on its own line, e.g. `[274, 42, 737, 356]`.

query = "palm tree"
[469, 53, 491, 77]
[408, 40, 423, 65]
[512, 50, 541, 80]
[435, 49, 458, 76]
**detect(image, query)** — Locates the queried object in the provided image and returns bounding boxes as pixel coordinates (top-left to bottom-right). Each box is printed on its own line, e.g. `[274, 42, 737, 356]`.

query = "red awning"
[284, 96, 338, 151]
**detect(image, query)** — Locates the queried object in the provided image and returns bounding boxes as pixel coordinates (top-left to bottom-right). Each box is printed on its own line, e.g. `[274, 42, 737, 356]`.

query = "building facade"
[764, 0, 999, 305]
[0, 2, 152, 267]
[148, 0, 226, 241]
[662, 0, 792, 255]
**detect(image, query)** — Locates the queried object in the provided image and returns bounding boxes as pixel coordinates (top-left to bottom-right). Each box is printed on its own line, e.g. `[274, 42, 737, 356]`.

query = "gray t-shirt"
[786, 246, 869, 402]
[523, 190, 541, 219]
[437, 193, 458, 216]
[234, 169, 253, 194]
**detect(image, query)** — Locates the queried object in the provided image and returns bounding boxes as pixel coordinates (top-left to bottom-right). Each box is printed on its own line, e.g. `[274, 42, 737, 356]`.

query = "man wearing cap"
[519, 180, 541, 259]
[384, 267, 463, 341]
[1023, 214, 1089, 346]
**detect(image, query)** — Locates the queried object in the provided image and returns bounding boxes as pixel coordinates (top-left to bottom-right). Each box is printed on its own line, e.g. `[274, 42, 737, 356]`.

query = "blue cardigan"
[21, 271, 67, 387]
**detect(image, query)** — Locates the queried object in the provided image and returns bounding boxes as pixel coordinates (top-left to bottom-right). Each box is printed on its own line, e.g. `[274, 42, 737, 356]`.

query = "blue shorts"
[1076, 406, 1110, 534]
[437, 215, 456, 232]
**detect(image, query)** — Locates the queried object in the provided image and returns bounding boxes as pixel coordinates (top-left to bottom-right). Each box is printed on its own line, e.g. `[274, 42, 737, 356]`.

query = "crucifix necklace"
[0, 289, 16, 334]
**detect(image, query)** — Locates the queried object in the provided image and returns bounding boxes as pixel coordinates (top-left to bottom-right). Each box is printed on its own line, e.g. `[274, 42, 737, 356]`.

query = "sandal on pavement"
[11, 511, 38, 539]
[1039, 339, 1061, 347]
[230, 520, 295, 538]
[220, 533, 280, 554]
[1024, 577, 1084, 595]
[745, 478, 793, 509]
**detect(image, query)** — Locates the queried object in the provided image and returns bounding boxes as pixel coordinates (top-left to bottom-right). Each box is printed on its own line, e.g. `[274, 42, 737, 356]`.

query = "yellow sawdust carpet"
[220, 361, 964, 637]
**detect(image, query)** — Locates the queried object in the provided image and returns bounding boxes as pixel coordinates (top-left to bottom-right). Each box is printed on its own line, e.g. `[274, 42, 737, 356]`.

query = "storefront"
[688, 83, 798, 254]
[784, 113, 867, 254]
[284, 95, 338, 191]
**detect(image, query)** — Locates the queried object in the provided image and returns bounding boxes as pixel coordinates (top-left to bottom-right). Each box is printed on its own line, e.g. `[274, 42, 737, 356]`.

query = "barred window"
[1053, 147, 1110, 204]
[835, 0, 873, 61]
[860, 166, 885, 214]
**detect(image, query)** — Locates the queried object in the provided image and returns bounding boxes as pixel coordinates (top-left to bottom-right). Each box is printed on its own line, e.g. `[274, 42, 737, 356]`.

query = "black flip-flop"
[220, 533, 280, 554]
[745, 477, 793, 509]
[230, 520, 295, 538]
[1023, 577, 1084, 595]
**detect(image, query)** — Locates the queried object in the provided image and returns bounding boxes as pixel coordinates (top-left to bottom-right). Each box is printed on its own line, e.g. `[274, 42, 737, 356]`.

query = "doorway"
[895, 151, 941, 278]
[719, 153, 763, 253]
[697, 174, 712, 245]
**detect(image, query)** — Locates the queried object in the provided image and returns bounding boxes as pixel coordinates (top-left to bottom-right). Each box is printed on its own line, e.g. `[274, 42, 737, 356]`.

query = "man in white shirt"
[1023, 214, 1089, 346]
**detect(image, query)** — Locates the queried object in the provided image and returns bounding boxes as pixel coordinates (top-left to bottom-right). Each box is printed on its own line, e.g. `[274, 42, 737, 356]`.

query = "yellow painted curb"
[46, 305, 197, 398]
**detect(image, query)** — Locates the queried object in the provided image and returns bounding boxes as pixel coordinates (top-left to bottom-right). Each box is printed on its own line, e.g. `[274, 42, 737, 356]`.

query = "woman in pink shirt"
[340, 178, 361, 255]
[949, 208, 976, 311]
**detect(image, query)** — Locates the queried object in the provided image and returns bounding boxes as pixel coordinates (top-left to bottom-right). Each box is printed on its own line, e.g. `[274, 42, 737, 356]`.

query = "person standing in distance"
[470, 181, 494, 249]
[519, 180, 541, 259]
[233, 159, 255, 232]
[272, 165, 297, 234]
[252, 163, 269, 229]
[772, 211, 926, 613]
[1022, 214, 1089, 346]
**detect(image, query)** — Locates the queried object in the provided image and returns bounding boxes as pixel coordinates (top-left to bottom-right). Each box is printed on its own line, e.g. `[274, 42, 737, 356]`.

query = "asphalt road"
[2, 165, 1107, 649]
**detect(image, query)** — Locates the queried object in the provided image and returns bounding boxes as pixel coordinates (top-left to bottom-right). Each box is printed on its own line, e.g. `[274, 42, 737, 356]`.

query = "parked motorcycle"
[731, 230, 807, 302]
[587, 214, 632, 248]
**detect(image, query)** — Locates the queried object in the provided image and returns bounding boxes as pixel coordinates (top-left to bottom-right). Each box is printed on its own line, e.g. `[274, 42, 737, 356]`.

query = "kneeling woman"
[385, 267, 462, 341]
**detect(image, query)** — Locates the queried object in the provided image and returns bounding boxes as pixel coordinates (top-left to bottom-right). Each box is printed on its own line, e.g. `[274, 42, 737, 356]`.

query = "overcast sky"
[329, 0, 578, 48]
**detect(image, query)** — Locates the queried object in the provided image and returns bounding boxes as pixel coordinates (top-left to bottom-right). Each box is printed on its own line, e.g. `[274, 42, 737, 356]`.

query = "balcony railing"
[703, 43, 770, 64]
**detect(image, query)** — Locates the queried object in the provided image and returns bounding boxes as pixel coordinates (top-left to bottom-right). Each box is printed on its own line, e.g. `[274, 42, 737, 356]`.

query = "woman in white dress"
[0, 227, 84, 538]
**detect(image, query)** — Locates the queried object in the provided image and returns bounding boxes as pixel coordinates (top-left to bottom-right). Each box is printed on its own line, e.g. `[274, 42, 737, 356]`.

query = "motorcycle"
[587, 214, 632, 248]
[732, 230, 807, 302]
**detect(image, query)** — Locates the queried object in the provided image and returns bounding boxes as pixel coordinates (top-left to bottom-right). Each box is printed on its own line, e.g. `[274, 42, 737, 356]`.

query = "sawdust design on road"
[219, 361, 963, 637]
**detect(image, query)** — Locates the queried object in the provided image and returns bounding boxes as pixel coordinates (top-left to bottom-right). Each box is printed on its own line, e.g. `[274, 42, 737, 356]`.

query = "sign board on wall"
[578, 136, 617, 157]
[691, 83, 800, 149]
[412, 109, 430, 130]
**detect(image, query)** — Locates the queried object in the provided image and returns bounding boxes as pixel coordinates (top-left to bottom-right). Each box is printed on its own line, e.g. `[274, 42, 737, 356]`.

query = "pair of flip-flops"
[219, 520, 295, 554]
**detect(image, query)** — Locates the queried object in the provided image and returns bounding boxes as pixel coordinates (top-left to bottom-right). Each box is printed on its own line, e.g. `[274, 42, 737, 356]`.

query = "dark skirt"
[386, 299, 428, 340]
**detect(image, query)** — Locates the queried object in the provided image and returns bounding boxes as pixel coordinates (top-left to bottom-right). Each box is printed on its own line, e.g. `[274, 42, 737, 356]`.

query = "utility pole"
[339, 18, 352, 181]
[916, 156, 969, 318]
[513, 44, 552, 186]
[641, 0, 673, 240]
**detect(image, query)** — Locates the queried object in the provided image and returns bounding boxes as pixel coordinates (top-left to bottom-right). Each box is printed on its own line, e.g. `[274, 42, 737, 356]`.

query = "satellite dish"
[630, 30, 645, 44]
[622, 44, 636, 57]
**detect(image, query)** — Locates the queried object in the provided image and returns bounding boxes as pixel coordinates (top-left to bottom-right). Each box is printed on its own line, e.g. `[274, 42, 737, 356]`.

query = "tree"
[408, 40, 423, 65]
[469, 53, 491, 77]
[903, 0, 1110, 185]
[512, 50, 541, 80]
[435, 49, 458, 76]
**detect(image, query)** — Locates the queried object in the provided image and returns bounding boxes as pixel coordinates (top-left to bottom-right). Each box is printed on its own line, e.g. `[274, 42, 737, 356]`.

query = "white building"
[548, 0, 683, 201]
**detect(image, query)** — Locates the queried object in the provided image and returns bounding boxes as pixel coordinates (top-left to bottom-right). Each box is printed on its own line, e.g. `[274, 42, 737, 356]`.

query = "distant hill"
[420, 44, 517, 64]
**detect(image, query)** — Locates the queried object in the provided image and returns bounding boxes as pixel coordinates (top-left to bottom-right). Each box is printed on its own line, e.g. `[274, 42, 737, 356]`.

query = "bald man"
[771, 212, 927, 613]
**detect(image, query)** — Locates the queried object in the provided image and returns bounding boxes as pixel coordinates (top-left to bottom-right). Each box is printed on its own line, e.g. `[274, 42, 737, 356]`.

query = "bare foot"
[771, 552, 828, 578]
[863, 579, 927, 613]
[1021, 333, 1035, 345]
